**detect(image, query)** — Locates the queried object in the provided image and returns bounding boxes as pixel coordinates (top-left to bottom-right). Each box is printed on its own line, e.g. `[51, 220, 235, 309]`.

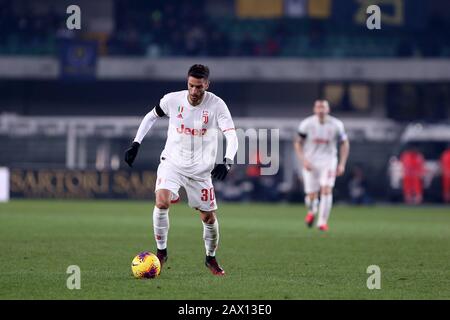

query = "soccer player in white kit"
[294, 100, 350, 231]
[124, 65, 238, 275]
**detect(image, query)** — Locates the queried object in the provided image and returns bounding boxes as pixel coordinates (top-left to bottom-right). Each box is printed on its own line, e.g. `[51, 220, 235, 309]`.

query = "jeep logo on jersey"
[176, 124, 207, 136]
[313, 138, 330, 144]
[202, 110, 209, 124]
[177, 106, 184, 119]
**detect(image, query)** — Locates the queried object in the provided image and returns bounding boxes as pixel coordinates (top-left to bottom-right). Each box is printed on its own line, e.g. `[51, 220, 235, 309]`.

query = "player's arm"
[336, 121, 350, 176]
[212, 102, 238, 180]
[124, 105, 166, 167]
[294, 123, 313, 171]
[293, 134, 304, 161]
[337, 139, 350, 176]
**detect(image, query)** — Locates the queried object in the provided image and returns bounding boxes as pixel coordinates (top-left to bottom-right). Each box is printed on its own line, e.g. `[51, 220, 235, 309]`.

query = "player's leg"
[406, 176, 415, 204]
[304, 192, 319, 227]
[200, 210, 225, 276]
[153, 189, 171, 265]
[444, 175, 450, 203]
[317, 186, 333, 231]
[199, 210, 219, 257]
[414, 177, 423, 204]
[153, 162, 182, 268]
[302, 168, 320, 228]
[184, 178, 224, 275]
[317, 163, 336, 231]
[403, 176, 413, 204]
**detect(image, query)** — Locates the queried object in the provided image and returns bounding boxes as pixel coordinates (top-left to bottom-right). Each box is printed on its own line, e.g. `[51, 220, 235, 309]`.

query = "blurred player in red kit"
[400, 149, 425, 204]
[441, 148, 450, 203]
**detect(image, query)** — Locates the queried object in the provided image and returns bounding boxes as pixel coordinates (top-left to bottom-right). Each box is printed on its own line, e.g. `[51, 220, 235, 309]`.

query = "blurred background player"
[441, 147, 450, 203]
[348, 164, 372, 205]
[400, 147, 425, 204]
[294, 100, 350, 231]
[124, 64, 238, 276]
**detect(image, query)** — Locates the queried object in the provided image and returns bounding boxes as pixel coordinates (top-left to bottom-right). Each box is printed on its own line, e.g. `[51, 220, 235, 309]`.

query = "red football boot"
[305, 212, 315, 228]
[156, 248, 168, 269]
[205, 256, 225, 276]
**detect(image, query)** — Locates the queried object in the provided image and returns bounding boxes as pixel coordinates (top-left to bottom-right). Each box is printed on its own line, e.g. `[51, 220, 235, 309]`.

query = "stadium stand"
[1, 0, 450, 57]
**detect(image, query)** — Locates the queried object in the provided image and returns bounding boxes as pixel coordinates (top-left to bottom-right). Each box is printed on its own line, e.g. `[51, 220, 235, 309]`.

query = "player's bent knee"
[155, 196, 170, 209]
[156, 201, 170, 209]
[155, 190, 172, 209]
[308, 192, 319, 199]
[321, 187, 332, 195]
[200, 211, 216, 224]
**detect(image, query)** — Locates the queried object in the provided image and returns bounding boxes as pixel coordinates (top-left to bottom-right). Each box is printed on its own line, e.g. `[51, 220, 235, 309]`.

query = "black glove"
[124, 142, 140, 167]
[211, 158, 233, 181]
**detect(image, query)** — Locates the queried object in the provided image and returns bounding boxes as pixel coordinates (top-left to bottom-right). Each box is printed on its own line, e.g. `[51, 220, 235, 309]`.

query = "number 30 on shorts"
[201, 188, 215, 201]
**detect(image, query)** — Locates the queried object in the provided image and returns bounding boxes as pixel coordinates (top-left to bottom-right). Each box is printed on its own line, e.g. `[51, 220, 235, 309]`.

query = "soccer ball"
[131, 251, 161, 279]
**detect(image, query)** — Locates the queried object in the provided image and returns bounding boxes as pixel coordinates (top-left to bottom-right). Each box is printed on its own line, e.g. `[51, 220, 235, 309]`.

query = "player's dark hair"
[188, 64, 210, 80]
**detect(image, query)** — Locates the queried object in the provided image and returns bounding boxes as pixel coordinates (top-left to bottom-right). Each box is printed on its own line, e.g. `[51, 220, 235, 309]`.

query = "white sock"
[202, 220, 219, 257]
[317, 194, 333, 227]
[305, 197, 319, 216]
[312, 198, 319, 216]
[153, 206, 169, 250]
[305, 196, 311, 211]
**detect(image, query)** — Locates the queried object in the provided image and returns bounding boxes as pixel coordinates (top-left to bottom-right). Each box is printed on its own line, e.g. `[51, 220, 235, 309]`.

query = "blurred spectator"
[400, 148, 425, 204]
[185, 24, 207, 56]
[122, 27, 144, 55]
[348, 165, 371, 205]
[440, 147, 450, 203]
[308, 19, 325, 50]
[237, 33, 257, 56]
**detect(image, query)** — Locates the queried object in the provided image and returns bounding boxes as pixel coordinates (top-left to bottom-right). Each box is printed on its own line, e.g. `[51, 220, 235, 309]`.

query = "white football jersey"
[298, 115, 347, 163]
[159, 90, 235, 180]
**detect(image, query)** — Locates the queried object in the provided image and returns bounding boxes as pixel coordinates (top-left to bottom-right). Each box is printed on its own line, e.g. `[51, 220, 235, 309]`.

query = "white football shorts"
[302, 159, 337, 194]
[155, 160, 218, 212]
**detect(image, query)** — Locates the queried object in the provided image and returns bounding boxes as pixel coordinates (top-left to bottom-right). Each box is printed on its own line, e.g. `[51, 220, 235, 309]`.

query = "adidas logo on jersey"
[176, 124, 207, 136]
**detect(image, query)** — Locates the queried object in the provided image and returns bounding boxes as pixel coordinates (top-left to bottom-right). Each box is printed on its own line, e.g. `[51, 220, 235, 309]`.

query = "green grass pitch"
[0, 200, 449, 299]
